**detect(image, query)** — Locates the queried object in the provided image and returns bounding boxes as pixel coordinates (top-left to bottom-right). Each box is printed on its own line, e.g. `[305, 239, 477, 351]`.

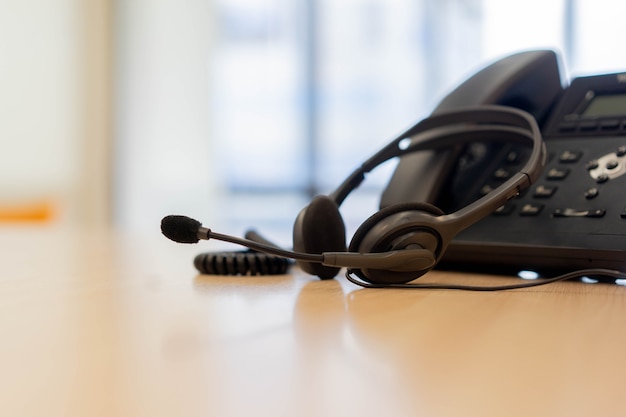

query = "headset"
[161, 105, 626, 290]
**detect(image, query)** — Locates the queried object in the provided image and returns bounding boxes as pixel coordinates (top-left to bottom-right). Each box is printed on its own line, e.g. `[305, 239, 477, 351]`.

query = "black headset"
[161, 105, 626, 288]
[169, 105, 626, 289]
[293, 106, 546, 285]
[291, 105, 547, 285]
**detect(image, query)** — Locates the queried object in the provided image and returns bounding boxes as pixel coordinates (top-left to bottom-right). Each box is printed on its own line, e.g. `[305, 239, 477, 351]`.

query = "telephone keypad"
[481, 142, 626, 222]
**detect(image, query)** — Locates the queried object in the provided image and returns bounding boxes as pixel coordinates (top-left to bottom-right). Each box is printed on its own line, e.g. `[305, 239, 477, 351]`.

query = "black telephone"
[381, 50, 626, 274]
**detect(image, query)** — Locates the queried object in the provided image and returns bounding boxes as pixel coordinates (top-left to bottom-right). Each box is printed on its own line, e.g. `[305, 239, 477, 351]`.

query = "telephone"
[382, 50, 626, 274]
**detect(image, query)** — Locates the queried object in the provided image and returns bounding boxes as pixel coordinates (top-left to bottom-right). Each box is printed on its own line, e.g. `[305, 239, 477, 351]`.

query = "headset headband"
[328, 105, 546, 240]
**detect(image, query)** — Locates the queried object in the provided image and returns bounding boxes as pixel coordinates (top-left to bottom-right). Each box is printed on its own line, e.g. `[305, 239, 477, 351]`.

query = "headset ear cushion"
[293, 195, 347, 279]
[347, 202, 445, 284]
[349, 202, 444, 253]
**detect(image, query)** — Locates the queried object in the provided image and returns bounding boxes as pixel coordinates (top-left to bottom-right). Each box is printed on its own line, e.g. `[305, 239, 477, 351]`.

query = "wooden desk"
[3, 226, 626, 417]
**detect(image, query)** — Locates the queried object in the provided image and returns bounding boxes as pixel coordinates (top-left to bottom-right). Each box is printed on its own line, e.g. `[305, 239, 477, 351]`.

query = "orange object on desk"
[0, 200, 55, 222]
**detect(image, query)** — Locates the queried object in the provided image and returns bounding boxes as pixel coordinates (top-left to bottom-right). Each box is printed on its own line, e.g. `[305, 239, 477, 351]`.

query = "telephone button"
[616, 145, 626, 157]
[587, 210, 606, 218]
[586, 160, 599, 170]
[588, 151, 626, 181]
[493, 168, 511, 180]
[533, 185, 557, 198]
[505, 150, 520, 164]
[559, 150, 583, 163]
[520, 203, 544, 216]
[595, 173, 609, 183]
[553, 208, 606, 218]
[480, 184, 494, 196]
[584, 187, 599, 199]
[606, 159, 619, 170]
[546, 167, 570, 180]
[493, 204, 515, 216]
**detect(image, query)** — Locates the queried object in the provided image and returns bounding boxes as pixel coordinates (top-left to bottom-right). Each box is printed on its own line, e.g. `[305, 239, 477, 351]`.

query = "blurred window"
[209, 0, 626, 242]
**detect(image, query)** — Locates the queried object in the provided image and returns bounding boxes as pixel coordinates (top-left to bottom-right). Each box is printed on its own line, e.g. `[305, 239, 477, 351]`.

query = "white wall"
[0, 0, 113, 226]
[114, 0, 218, 232]
[0, 0, 81, 221]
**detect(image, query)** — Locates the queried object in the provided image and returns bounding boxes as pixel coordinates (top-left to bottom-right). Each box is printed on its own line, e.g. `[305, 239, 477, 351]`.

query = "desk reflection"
[345, 281, 626, 416]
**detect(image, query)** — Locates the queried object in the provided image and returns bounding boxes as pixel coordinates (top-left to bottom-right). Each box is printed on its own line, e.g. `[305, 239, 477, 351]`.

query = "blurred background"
[3, 0, 626, 245]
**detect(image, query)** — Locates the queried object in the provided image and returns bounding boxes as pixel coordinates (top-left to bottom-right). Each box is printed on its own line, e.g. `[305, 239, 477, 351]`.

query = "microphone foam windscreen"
[161, 215, 202, 243]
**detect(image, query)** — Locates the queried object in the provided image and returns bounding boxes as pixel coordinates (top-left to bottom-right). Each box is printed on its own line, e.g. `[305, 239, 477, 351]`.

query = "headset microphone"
[161, 215, 436, 272]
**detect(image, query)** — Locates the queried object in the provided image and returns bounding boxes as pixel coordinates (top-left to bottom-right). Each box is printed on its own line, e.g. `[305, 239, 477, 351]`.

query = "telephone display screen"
[582, 93, 626, 117]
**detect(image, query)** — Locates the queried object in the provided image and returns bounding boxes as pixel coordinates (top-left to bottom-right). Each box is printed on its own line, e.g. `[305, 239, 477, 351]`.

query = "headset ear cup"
[348, 202, 445, 284]
[349, 202, 444, 252]
[293, 195, 347, 279]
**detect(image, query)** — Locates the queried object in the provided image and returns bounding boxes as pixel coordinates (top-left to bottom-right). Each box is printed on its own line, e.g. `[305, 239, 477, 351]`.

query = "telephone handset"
[381, 50, 626, 273]
[381, 50, 563, 208]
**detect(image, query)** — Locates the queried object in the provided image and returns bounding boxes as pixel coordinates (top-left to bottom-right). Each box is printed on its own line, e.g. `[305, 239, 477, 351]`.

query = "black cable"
[207, 230, 323, 263]
[344, 268, 626, 291]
